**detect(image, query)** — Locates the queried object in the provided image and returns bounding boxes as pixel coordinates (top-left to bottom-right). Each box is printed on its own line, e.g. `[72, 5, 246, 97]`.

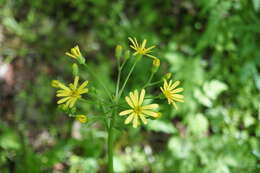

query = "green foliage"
[0, 0, 259, 172]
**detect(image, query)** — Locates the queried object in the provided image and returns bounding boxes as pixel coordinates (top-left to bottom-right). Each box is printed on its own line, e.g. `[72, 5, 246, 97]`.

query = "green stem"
[143, 72, 155, 88]
[115, 58, 121, 97]
[108, 110, 116, 173]
[146, 79, 163, 87]
[118, 57, 140, 97]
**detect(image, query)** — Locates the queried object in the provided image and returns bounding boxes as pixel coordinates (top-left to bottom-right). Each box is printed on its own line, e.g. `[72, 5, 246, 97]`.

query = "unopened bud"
[115, 45, 123, 59]
[72, 63, 79, 76]
[152, 58, 160, 72]
[124, 50, 130, 60]
[163, 72, 172, 80]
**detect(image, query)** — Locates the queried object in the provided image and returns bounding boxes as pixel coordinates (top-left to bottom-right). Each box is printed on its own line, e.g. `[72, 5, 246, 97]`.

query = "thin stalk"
[115, 58, 121, 97]
[143, 72, 155, 88]
[146, 79, 163, 87]
[118, 57, 140, 97]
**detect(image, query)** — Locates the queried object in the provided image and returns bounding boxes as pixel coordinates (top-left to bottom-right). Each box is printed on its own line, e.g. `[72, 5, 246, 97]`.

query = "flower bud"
[76, 115, 88, 123]
[72, 63, 79, 76]
[163, 72, 172, 80]
[152, 58, 160, 72]
[115, 45, 123, 59]
[124, 50, 130, 60]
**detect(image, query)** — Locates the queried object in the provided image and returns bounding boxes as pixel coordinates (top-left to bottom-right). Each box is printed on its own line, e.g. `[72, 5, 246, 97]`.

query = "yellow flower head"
[54, 76, 89, 108]
[76, 115, 88, 123]
[160, 79, 184, 109]
[65, 45, 82, 59]
[119, 89, 160, 128]
[65, 45, 85, 64]
[128, 37, 157, 59]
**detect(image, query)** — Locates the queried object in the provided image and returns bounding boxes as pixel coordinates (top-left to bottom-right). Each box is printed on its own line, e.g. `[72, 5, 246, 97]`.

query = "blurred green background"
[0, 0, 260, 172]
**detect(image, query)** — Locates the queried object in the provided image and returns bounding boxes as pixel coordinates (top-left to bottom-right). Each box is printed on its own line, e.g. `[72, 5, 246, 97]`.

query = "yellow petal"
[69, 98, 77, 108]
[65, 52, 77, 59]
[146, 54, 157, 59]
[57, 97, 70, 104]
[129, 91, 138, 107]
[145, 45, 156, 52]
[139, 114, 147, 124]
[71, 48, 78, 56]
[130, 45, 137, 51]
[75, 45, 81, 56]
[128, 37, 137, 48]
[73, 76, 79, 89]
[172, 94, 184, 99]
[142, 110, 159, 118]
[134, 37, 139, 48]
[141, 39, 147, 49]
[65, 99, 72, 108]
[58, 83, 71, 91]
[133, 115, 139, 128]
[125, 96, 134, 108]
[124, 113, 135, 124]
[139, 89, 145, 105]
[172, 88, 184, 93]
[119, 109, 133, 116]
[78, 81, 89, 90]
[78, 88, 88, 94]
[172, 97, 184, 102]
[56, 92, 70, 97]
[170, 81, 180, 90]
[142, 104, 159, 110]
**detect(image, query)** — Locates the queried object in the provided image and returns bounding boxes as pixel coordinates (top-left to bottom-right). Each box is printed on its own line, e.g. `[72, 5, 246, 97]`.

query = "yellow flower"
[76, 115, 88, 123]
[65, 45, 82, 59]
[55, 76, 89, 108]
[128, 37, 157, 59]
[160, 79, 184, 109]
[65, 45, 85, 64]
[119, 89, 160, 128]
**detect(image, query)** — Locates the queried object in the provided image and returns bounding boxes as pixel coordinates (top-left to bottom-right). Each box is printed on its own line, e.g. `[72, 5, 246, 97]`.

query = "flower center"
[70, 90, 80, 98]
[133, 106, 142, 115]
[164, 90, 172, 99]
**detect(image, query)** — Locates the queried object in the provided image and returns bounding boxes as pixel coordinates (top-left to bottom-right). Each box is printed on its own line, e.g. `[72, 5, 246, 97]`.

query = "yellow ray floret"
[119, 89, 160, 128]
[65, 45, 82, 60]
[160, 79, 184, 109]
[128, 37, 157, 59]
[53, 76, 89, 108]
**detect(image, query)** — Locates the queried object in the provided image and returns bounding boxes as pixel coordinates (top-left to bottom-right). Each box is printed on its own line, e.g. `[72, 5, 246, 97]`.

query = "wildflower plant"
[51, 37, 184, 173]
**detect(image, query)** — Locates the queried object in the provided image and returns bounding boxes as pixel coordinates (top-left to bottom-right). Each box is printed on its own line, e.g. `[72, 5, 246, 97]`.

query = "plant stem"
[118, 57, 140, 97]
[143, 72, 155, 88]
[115, 58, 121, 97]
[107, 110, 116, 173]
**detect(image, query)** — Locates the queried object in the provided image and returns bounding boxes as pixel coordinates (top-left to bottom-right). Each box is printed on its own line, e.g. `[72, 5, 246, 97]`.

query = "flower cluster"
[52, 37, 184, 127]
[117, 37, 184, 128]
